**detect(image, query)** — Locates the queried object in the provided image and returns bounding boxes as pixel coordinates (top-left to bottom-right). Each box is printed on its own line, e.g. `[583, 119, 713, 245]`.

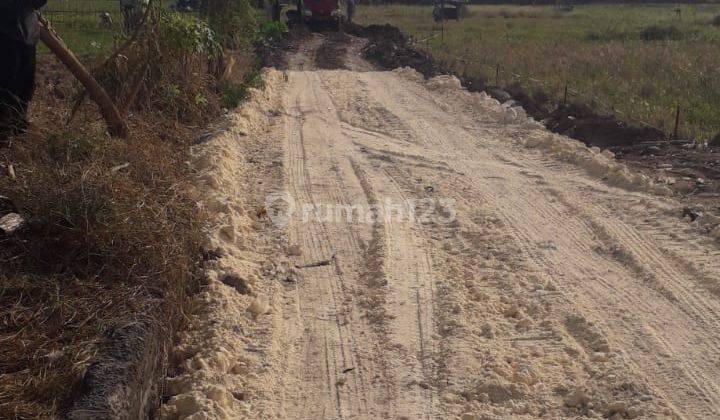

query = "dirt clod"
[564, 388, 591, 408]
[546, 103, 666, 148]
[221, 274, 252, 295]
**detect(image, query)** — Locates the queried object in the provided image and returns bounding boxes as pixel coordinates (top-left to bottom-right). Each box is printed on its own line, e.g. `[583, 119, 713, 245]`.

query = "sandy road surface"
[159, 35, 720, 420]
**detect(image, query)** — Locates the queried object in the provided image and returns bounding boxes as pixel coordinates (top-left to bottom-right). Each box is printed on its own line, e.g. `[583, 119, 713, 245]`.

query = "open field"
[357, 3, 720, 142]
[42, 0, 121, 55]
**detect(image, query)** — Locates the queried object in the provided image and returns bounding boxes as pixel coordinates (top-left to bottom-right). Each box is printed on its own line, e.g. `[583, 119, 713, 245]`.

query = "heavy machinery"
[282, 0, 348, 30]
[433, 0, 466, 22]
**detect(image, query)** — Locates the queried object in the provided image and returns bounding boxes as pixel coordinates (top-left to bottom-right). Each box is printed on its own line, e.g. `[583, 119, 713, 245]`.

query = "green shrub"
[640, 25, 684, 41]
[219, 80, 247, 109]
[258, 20, 288, 43]
[200, 0, 257, 48]
[131, 12, 223, 122]
[219, 69, 262, 109]
[159, 12, 222, 58]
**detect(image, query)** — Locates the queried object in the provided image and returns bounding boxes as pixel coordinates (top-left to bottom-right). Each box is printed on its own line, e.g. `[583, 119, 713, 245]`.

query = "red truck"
[286, 0, 348, 30]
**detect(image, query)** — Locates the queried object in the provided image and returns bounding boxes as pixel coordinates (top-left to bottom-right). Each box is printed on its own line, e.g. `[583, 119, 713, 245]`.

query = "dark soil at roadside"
[256, 25, 311, 70]
[349, 23, 446, 77]
[315, 30, 351, 69]
[350, 23, 720, 215]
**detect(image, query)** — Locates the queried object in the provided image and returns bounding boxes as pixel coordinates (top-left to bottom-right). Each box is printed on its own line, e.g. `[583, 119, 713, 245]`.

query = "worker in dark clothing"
[0, 0, 47, 142]
[347, 0, 356, 24]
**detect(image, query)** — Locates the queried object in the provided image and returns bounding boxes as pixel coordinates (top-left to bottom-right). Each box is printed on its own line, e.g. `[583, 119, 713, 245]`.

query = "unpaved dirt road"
[160, 34, 720, 420]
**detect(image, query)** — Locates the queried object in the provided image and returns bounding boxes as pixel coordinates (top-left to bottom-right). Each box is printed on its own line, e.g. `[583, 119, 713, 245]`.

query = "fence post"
[563, 83, 568, 105]
[673, 105, 681, 140]
[441, 16, 445, 44]
[495, 64, 500, 85]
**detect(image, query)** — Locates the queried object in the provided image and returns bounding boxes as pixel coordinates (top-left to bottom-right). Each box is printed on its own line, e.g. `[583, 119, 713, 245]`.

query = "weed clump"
[0, 116, 205, 416]
[199, 0, 257, 48]
[219, 68, 261, 109]
[640, 24, 684, 41]
[258, 20, 289, 44]
[713, 15, 720, 27]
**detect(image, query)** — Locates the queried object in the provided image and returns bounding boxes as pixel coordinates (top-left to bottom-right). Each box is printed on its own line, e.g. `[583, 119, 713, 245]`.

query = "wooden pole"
[37, 19, 129, 138]
[673, 105, 681, 140]
[441, 0, 445, 45]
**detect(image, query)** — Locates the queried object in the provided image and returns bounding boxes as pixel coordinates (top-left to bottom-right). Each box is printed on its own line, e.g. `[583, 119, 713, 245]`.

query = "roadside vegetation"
[0, 1, 283, 417]
[357, 3, 720, 142]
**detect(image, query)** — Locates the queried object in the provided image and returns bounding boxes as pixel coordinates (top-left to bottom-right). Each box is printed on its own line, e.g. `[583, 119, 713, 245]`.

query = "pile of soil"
[315, 31, 351, 70]
[546, 103, 666, 148]
[256, 25, 311, 70]
[347, 23, 720, 207]
[352, 24, 665, 150]
[350, 23, 447, 78]
[348, 24, 665, 147]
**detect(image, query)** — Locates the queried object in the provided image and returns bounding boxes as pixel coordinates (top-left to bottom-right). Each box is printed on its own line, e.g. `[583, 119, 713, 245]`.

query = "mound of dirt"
[504, 82, 550, 120]
[351, 23, 667, 151]
[710, 131, 720, 148]
[347, 22, 720, 207]
[315, 31, 351, 70]
[256, 26, 311, 69]
[352, 24, 447, 77]
[546, 103, 666, 148]
[348, 22, 406, 44]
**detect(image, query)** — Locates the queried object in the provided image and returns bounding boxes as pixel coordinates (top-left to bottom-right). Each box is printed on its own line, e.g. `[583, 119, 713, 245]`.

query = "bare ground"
[158, 34, 720, 420]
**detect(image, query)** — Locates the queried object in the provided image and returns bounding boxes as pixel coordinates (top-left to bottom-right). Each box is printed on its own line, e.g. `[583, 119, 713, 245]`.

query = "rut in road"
[158, 34, 720, 420]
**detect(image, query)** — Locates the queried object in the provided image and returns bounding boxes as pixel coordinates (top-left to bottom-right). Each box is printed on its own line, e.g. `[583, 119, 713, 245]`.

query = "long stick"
[37, 19, 129, 138]
[673, 105, 681, 140]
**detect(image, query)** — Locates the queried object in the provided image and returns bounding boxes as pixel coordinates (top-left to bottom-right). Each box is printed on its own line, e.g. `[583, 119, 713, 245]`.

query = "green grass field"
[357, 3, 720, 142]
[41, 0, 122, 56]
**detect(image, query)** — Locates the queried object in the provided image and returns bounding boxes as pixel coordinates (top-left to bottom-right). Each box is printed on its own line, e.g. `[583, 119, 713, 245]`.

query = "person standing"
[0, 0, 47, 141]
[347, 0, 355, 24]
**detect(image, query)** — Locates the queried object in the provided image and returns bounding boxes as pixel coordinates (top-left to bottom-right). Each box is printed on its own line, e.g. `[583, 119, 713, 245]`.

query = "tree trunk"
[37, 19, 130, 138]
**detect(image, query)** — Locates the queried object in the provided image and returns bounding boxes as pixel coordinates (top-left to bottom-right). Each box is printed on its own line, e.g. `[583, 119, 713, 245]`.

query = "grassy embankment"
[357, 3, 720, 142]
[1, 1, 271, 417]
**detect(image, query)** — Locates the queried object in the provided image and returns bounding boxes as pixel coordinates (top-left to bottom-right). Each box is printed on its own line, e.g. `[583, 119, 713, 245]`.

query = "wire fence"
[44, 0, 121, 25]
[409, 27, 695, 143]
[41, 0, 124, 55]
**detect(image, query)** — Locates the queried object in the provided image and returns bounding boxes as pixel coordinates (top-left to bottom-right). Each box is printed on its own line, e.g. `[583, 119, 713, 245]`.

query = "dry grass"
[357, 3, 720, 142]
[1, 3, 272, 414]
[0, 15, 235, 416]
[0, 277, 161, 417]
[0, 94, 206, 416]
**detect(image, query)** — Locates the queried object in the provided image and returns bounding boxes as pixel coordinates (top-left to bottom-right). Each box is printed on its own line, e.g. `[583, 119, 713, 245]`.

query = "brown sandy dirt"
[157, 32, 720, 420]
